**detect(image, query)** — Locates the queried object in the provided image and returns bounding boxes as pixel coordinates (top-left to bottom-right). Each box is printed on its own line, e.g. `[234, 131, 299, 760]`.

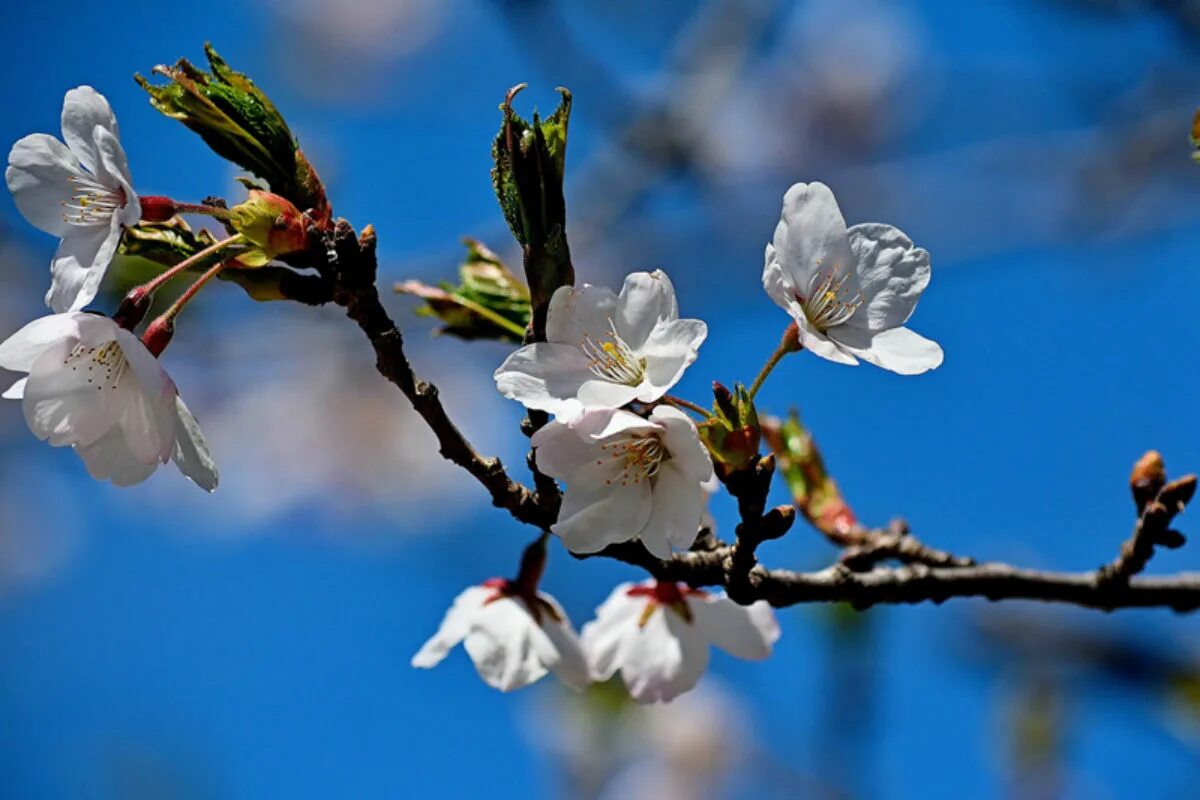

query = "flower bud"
[136, 44, 331, 227]
[492, 84, 574, 320]
[699, 381, 761, 474]
[229, 190, 310, 267]
[1130, 450, 1167, 512]
[761, 412, 858, 536]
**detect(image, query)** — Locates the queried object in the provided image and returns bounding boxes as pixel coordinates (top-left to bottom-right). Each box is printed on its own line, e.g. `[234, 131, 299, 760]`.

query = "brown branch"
[1098, 474, 1196, 584]
[834, 520, 975, 572]
[290, 220, 553, 530]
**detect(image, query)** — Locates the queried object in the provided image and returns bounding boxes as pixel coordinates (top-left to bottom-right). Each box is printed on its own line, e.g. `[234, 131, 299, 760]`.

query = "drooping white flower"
[0, 313, 217, 490]
[763, 181, 943, 374]
[7, 87, 141, 313]
[531, 406, 714, 558]
[581, 581, 780, 704]
[495, 270, 706, 422]
[412, 580, 590, 692]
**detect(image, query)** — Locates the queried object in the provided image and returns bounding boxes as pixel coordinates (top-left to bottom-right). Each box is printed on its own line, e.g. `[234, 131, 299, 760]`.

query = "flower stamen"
[797, 262, 863, 330]
[63, 340, 128, 391]
[598, 433, 667, 487]
[61, 175, 126, 226]
[580, 320, 646, 386]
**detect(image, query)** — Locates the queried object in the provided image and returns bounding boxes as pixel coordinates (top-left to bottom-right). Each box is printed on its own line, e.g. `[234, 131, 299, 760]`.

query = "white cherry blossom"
[412, 580, 589, 692]
[763, 181, 943, 374]
[494, 270, 706, 422]
[531, 406, 714, 558]
[0, 313, 217, 490]
[6, 87, 141, 313]
[581, 581, 780, 704]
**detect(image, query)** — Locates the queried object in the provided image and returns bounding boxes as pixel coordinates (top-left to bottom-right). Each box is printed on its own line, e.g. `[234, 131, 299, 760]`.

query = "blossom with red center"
[581, 580, 781, 704]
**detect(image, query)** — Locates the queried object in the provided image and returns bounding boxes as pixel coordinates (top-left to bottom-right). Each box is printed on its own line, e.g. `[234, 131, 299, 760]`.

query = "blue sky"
[1, 1, 1199, 798]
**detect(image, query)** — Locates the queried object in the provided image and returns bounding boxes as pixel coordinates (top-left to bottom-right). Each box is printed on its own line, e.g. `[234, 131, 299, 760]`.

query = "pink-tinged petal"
[580, 584, 643, 681]
[771, 182, 851, 294]
[113, 327, 172, 401]
[411, 585, 491, 669]
[545, 283, 619, 345]
[463, 596, 547, 691]
[45, 223, 118, 313]
[533, 594, 590, 690]
[22, 339, 127, 448]
[651, 406, 713, 484]
[6, 133, 86, 238]
[641, 462, 706, 556]
[621, 605, 710, 704]
[844, 223, 931, 332]
[614, 270, 679, 348]
[94, 126, 139, 225]
[171, 395, 218, 492]
[74, 426, 157, 487]
[553, 482, 653, 554]
[689, 593, 780, 660]
[639, 318, 707, 400]
[829, 325, 943, 375]
[494, 342, 593, 421]
[61, 86, 118, 175]
[0, 313, 83, 372]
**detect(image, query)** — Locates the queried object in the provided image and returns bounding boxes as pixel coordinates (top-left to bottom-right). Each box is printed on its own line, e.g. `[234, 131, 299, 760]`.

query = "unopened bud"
[141, 315, 175, 357]
[229, 190, 310, 267]
[712, 381, 736, 421]
[1130, 450, 1167, 512]
[760, 505, 797, 540]
[112, 287, 152, 330]
[138, 195, 178, 223]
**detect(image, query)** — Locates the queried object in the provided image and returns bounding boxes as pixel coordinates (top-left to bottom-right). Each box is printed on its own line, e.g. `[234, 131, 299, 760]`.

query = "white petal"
[171, 395, 218, 492]
[544, 283, 619, 346]
[6, 133, 85, 238]
[554, 482, 653, 554]
[22, 339, 126, 447]
[116, 387, 173, 464]
[829, 325, 943, 375]
[844, 223, 931, 332]
[3, 377, 28, 399]
[641, 462, 705, 557]
[61, 86, 118, 175]
[494, 342, 593, 420]
[411, 585, 491, 668]
[614, 270, 679, 348]
[574, 379, 641, 412]
[791, 313, 859, 366]
[463, 596, 548, 691]
[771, 182, 851, 295]
[534, 594, 590, 690]
[638, 318, 707, 400]
[113, 328, 172, 401]
[689, 593, 780, 660]
[621, 605, 710, 704]
[94, 126, 139, 226]
[75, 425, 158, 487]
[651, 406, 713, 484]
[761, 244, 796, 311]
[46, 223, 118, 313]
[580, 583, 643, 681]
[574, 407, 661, 441]
[0, 313, 82, 373]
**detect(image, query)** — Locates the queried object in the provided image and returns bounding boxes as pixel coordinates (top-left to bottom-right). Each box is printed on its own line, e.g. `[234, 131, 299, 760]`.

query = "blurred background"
[1, 0, 1199, 797]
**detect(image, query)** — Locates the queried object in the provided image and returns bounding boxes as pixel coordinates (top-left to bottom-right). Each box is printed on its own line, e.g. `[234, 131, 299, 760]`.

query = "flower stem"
[138, 234, 245, 297]
[663, 394, 714, 419]
[172, 201, 233, 221]
[161, 258, 232, 322]
[748, 321, 803, 400]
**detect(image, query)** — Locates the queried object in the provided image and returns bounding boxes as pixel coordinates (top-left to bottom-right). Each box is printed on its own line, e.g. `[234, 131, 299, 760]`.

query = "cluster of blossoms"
[3, 77, 942, 706]
[417, 186, 940, 701]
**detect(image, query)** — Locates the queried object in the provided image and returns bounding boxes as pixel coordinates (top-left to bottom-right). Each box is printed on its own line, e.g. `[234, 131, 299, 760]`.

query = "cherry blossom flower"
[0, 313, 217, 490]
[494, 270, 706, 422]
[581, 581, 780, 704]
[6, 87, 141, 313]
[763, 181, 943, 374]
[412, 580, 589, 692]
[531, 406, 714, 558]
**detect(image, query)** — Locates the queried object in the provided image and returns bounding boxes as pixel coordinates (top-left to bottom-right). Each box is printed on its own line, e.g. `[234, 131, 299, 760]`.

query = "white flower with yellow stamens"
[6, 87, 141, 313]
[531, 406, 713, 558]
[494, 270, 706, 422]
[763, 181, 943, 375]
